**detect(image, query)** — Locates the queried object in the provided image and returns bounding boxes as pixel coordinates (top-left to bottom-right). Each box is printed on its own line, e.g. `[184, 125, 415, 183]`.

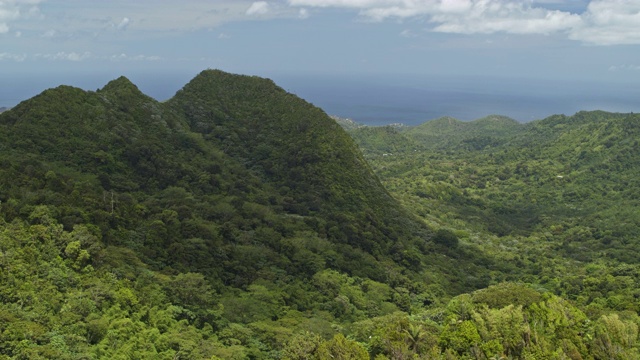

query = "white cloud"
[288, 0, 396, 7]
[0, 4, 19, 33]
[116, 17, 130, 30]
[17, 1, 305, 35]
[400, 29, 416, 38]
[11, 1, 265, 35]
[42, 29, 55, 38]
[429, 2, 582, 35]
[246, 1, 271, 16]
[569, 0, 640, 45]
[43, 51, 92, 61]
[291, 0, 581, 33]
[131, 54, 161, 61]
[46, 52, 94, 61]
[287, 0, 640, 45]
[609, 64, 640, 71]
[0, 0, 44, 33]
[66, 52, 91, 61]
[109, 53, 162, 61]
[0, 52, 27, 61]
[4, 0, 638, 46]
[1, 51, 159, 62]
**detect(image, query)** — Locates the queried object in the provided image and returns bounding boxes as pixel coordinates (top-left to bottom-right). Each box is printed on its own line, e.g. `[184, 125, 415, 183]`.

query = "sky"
[1, 0, 640, 122]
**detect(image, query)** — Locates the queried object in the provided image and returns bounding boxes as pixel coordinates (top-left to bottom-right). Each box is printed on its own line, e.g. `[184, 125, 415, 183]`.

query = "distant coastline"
[2, 72, 639, 126]
[274, 74, 640, 125]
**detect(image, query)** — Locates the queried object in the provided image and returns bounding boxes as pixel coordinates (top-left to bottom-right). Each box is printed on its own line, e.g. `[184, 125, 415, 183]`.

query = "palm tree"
[403, 324, 426, 353]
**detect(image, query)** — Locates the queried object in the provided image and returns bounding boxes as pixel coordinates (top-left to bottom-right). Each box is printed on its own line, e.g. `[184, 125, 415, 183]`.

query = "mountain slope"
[406, 114, 523, 150]
[336, 110, 640, 358]
[0, 71, 449, 357]
[0, 70, 488, 320]
[0, 71, 420, 277]
[345, 110, 640, 300]
[345, 125, 422, 156]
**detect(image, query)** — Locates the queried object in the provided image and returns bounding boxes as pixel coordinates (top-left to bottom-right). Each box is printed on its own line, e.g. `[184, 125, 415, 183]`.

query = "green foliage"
[0, 70, 441, 358]
[591, 313, 640, 359]
[281, 332, 323, 360]
[472, 282, 542, 309]
[403, 114, 521, 151]
[316, 334, 369, 360]
[1, 71, 639, 359]
[433, 228, 459, 248]
[342, 110, 640, 359]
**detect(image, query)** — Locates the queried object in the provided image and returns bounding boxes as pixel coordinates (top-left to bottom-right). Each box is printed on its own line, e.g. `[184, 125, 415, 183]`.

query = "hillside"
[166, 70, 425, 251]
[343, 110, 640, 356]
[331, 115, 365, 130]
[346, 125, 423, 156]
[352, 111, 639, 251]
[0, 70, 504, 358]
[404, 115, 522, 150]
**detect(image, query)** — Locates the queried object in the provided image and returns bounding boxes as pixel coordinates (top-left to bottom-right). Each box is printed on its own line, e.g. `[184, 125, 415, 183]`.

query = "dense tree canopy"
[0, 71, 638, 358]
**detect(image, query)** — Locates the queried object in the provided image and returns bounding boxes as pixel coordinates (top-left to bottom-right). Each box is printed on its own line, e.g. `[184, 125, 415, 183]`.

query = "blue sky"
[1, 0, 640, 121]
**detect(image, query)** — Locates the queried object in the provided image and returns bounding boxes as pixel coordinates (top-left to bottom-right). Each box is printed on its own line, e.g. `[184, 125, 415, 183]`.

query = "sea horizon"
[273, 73, 640, 125]
[2, 71, 639, 126]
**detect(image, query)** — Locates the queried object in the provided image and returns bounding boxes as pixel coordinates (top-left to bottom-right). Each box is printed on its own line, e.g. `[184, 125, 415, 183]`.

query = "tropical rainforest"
[0, 70, 638, 359]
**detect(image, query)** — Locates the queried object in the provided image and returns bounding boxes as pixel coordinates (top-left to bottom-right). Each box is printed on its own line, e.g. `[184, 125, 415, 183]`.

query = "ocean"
[272, 74, 640, 125]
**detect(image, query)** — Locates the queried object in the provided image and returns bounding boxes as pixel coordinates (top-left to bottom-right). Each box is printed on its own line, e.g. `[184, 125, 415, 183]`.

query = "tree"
[433, 228, 459, 248]
[316, 334, 369, 360]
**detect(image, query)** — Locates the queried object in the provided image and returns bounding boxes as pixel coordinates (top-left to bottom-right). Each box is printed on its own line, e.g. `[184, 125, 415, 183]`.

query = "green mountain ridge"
[348, 110, 639, 241]
[0, 70, 442, 277]
[405, 115, 522, 150]
[345, 114, 524, 155]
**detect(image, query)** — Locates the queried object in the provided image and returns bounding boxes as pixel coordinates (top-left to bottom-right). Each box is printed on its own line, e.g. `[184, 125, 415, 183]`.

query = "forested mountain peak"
[414, 116, 463, 131]
[473, 114, 520, 127]
[178, 68, 278, 93]
[409, 115, 520, 135]
[167, 69, 438, 268]
[99, 75, 139, 93]
[534, 109, 625, 127]
[0, 85, 89, 126]
[96, 75, 166, 118]
[399, 115, 522, 151]
[1, 71, 492, 358]
[0, 70, 438, 288]
[515, 110, 639, 152]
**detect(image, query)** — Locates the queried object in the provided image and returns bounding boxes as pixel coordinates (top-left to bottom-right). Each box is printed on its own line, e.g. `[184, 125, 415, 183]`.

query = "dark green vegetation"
[0, 70, 638, 359]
